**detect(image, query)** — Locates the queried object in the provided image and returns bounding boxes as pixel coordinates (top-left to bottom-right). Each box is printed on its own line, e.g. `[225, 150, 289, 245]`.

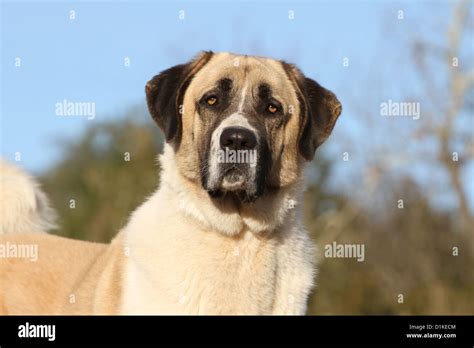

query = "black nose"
[220, 127, 257, 150]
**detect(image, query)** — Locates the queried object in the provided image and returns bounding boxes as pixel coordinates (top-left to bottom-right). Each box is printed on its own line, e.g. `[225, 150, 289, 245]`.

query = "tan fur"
[0, 52, 340, 315]
[0, 233, 124, 314]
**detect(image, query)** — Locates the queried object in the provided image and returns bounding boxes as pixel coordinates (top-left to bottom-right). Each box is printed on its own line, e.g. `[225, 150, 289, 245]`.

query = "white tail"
[0, 159, 57, 234]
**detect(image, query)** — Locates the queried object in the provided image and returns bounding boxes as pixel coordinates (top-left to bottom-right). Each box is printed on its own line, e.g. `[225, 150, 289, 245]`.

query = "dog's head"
[146, 51, 341, 204]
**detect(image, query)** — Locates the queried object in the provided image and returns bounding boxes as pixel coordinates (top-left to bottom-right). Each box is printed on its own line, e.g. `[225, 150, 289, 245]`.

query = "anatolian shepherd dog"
[0, 51, 341, 314]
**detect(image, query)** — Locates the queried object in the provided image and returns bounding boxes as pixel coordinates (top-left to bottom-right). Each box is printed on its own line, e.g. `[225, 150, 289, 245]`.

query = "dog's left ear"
[145, 51, 214, 145]
[283, 63, 342, 161]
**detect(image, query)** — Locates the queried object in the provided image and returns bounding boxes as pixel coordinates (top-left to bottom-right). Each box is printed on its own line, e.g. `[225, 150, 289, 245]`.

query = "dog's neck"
[158, 144, 305, 237]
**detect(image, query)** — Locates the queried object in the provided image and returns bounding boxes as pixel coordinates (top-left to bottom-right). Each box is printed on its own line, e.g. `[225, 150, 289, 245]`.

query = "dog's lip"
[221, 168, 246, 191]
[205, 170, 261, 203]
[222, 179, 245, 191]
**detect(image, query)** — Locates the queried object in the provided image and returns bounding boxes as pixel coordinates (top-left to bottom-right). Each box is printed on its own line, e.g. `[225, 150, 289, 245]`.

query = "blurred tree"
[411, 1, 474, 231]
[41, 109, 163, 242]
[306, 177, 474, 314]
[303, 1, 474, 314]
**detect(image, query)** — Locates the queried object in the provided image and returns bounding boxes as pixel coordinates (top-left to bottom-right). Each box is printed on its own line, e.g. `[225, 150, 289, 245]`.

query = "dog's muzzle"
[204, 122, 263, 202]
[219, 126, 257, 190]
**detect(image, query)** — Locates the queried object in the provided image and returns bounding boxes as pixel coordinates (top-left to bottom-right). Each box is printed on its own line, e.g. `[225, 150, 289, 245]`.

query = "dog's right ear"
[145, 51, 213, 145]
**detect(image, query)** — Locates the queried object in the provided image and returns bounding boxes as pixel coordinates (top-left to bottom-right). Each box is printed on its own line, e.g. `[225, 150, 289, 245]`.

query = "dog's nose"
[220, 127, 257, 150]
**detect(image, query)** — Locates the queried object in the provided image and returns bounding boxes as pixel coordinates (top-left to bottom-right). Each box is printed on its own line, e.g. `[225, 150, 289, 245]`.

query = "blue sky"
[0, 0, 385, 171]
[1, 0, 472, 211]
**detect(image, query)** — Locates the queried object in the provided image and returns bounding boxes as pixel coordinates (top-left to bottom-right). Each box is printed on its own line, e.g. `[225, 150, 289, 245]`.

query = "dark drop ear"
[145, 51, 213, 144]
[299, 78, 342, 161]
[146, 64, 186, 142]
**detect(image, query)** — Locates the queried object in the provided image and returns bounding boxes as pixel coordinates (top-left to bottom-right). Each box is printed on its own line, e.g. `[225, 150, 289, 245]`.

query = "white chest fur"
[119, 148, 314, 315]
[121, 219, 279, 314]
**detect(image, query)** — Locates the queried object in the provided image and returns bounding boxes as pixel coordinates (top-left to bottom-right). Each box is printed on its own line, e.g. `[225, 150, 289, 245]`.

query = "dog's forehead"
[188, 53, 293, 96]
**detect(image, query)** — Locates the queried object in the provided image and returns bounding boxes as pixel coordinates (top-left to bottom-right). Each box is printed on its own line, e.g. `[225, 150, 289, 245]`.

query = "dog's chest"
[121, 229, 278, 314]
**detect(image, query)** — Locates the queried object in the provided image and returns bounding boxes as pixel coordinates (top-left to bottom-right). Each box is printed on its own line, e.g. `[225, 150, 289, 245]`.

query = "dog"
[0, 51, 341, 314]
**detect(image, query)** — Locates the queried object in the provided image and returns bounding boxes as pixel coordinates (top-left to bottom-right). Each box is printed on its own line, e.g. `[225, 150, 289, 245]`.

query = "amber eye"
[206, 96, 218, 105]
[267, 104, 278, 113]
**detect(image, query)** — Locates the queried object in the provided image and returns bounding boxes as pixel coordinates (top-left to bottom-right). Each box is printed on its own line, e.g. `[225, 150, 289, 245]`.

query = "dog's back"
[0, 233, 109, 314]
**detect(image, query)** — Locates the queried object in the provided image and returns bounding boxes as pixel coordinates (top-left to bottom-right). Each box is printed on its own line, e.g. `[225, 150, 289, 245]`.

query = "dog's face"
[146, 52, 341, 203]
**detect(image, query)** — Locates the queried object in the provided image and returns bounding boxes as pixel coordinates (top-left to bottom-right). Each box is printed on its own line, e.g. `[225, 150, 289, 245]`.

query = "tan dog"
[0, 51, 341, 314]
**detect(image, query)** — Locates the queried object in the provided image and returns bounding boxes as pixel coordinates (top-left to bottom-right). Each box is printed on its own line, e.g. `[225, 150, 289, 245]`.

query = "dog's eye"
[206, 96, 218, 106]
[267, 104, 278, 114]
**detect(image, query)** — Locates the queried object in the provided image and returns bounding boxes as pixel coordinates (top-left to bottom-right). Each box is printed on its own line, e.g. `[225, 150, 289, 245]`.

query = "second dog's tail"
[0, 159, 57, 234]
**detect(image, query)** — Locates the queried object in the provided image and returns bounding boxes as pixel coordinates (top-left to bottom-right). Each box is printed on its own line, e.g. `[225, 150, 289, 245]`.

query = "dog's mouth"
[221, 167, 246, 191]
[205, 163, 261, 203]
